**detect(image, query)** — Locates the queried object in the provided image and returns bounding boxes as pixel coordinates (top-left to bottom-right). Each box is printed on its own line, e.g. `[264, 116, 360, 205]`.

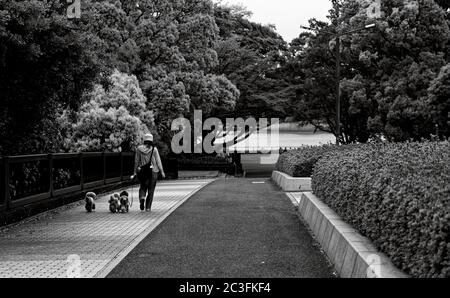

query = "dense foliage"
[213, 4, 292, 119]
[312, 141, 450, 277]
[60, 70, 155, 152]
[275, 145, 354, 177]
[79, 0, 240, 146]
[290, 0, 450, 143]
[1, 0, 450, 155]
[0, 0, 102, 155]
[0, 0, 284, 156]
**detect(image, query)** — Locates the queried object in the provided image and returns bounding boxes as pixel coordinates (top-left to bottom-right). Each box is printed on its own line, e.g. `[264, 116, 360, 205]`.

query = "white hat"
[143, 133, 153, 142]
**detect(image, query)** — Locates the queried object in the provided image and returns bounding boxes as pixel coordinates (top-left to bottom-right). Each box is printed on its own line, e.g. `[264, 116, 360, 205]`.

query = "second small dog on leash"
[119, 191, 130, 213]
[109, 193, 121, 213]
[109, 191, 130, 213]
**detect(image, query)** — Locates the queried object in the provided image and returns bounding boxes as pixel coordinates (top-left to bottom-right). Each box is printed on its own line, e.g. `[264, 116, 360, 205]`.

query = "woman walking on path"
[134, 133, 166, 211]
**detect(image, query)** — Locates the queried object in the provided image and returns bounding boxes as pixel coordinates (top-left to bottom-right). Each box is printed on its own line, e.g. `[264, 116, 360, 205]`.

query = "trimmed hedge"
[275, 144, 354, 177]
[312, 141, 450, 278]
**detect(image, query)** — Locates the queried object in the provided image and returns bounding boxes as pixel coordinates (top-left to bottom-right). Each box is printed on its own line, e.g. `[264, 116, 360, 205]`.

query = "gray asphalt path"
[107, 178, 334, 278]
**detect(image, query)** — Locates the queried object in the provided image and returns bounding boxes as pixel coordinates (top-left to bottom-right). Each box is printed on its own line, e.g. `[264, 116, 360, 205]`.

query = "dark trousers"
[138, 171, 159, 210]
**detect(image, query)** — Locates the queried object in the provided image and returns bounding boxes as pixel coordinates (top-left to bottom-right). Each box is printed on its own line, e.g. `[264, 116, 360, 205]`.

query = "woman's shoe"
[146, 208, 151, 212]
[140, 199, 145, 211]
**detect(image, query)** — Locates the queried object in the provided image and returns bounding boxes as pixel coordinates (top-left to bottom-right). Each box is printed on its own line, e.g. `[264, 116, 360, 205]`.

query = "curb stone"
[271, 171, 312, 192]
[289, 191, 408, 278]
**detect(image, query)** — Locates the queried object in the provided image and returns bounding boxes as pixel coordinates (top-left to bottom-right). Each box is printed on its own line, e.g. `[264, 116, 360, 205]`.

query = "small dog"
[119, 191, 130, 213]
[108, 193, 121, 213]
[85, 192, 96, 212]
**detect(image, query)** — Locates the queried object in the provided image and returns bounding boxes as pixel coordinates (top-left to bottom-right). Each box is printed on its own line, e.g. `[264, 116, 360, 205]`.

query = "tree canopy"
[60, 70, 155, 152]
[81, 0, 240, 146]
[213, 3, 292, 120]
[0, 0, 102, 154]
[289, 0, 450, 143]
[1, 0, 450, 155]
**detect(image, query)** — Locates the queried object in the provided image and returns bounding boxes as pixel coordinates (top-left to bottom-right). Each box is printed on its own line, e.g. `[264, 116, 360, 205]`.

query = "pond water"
[229, 127, 335, 151]
[232, 126, 335, 177]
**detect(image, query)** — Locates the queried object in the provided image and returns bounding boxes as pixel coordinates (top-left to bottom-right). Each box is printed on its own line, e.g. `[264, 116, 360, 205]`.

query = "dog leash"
[130, 184, 134, 208]
[101, 178, 136, 206]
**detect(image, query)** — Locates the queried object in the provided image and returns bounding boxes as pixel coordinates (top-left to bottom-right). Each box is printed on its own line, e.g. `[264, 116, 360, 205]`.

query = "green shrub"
[312, 141, 450, 278]
[275, 144, 354, 177]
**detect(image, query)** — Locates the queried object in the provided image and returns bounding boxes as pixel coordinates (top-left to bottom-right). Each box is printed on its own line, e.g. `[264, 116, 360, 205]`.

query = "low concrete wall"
[271, 171, 311, 192]
[295, 192, 408, 278]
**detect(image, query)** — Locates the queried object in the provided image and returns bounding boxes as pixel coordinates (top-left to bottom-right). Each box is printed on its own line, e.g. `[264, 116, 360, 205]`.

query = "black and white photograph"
[0, 0, 449, 286]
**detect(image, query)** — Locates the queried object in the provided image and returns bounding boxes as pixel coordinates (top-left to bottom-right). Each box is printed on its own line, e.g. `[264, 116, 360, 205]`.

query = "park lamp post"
[300, 23, 376, 145]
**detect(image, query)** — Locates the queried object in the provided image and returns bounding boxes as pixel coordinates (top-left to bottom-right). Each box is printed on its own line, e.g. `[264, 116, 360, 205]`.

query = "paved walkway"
[108, 178, 335, 278]
[0, 180, 213, 278]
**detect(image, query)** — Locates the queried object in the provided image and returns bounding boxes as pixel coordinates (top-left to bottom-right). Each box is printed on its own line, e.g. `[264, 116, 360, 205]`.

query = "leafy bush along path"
[107, 179, 334, 278]
[312, 141, 450, 278]
[276, 144, 355, 177]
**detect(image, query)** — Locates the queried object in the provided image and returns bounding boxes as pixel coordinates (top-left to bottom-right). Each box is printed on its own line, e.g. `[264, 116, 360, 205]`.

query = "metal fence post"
[48, 154, 54, 197]
[102, 151, 106, 185]
[3, 157, 10, 210]
[79, 153, 84, 191]
[120, 152, 123, 181]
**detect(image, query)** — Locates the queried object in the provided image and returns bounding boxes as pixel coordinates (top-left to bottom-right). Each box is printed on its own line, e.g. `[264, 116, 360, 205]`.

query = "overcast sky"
[218, 0, 333, 42]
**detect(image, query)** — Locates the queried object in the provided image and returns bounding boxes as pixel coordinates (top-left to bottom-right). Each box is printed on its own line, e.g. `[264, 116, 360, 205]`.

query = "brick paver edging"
[288, 192, 408, 278]
[94, 179, 214, 278]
